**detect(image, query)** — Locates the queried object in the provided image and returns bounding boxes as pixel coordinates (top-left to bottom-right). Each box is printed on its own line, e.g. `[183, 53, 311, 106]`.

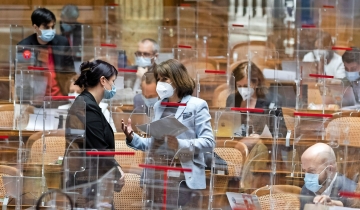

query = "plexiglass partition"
[211, 109, 279, 209]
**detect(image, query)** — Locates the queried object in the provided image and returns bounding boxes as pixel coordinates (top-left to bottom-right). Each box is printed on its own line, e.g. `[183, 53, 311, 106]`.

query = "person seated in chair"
[226, 61, 287, 137]
[300, 143, 356, 209]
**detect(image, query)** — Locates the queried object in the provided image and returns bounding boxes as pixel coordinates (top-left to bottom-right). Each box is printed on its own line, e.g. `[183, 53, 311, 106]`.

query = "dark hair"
[342, 47, 360, 64]
[315, 31, 334, 62]
[154, 59, 195, 98]
[232, 61, 267, 98]
[31, 8, 56, 27]
[75, 60, 118, 88]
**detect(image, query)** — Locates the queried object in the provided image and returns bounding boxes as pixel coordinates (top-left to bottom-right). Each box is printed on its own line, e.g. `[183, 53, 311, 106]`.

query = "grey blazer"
[126, 95, 215, 189]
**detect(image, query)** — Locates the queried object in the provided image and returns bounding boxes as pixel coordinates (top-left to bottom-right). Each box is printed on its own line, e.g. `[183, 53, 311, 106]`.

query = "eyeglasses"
[134, 51, 155, 58]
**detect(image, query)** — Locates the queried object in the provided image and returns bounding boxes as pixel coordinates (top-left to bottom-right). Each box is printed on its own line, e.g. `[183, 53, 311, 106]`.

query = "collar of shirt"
[321, 173, 338, 196]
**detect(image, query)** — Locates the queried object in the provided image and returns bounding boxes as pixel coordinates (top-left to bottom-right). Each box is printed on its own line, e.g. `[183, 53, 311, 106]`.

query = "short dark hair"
[342, 48, 360, 64]
[31, 8, 56, 27]
[75, 60, 118, 88]
[154, 59, 195, 98]
[232, 61, 267, 98]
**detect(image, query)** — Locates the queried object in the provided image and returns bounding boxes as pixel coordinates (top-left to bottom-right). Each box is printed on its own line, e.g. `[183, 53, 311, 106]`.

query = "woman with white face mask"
[121, 59, 214, 208]
[226, 61, 287, 137]
[302, 32, 346, 79]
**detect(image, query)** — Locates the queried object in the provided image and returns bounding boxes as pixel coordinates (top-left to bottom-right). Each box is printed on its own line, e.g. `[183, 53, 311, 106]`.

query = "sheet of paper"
[136, 115, 188, 139]
[25, 114, 59, 131]
[260, 124, 273, 138]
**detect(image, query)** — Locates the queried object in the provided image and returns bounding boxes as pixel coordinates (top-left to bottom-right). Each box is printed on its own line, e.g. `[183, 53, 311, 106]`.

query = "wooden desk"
[1, 163, 63, 189]
[0, 129, 36, 138]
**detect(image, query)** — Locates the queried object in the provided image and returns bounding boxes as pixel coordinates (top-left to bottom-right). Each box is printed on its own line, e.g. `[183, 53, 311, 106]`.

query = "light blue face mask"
[103, 79, 117, 99]
[345, 71, 360, 82]
[61, 22, 75, 33]
[135, 56, 152, 68]
[304, 166, 328, 193]
[38, 29, 56, 42]
[141, 95, 158, 107]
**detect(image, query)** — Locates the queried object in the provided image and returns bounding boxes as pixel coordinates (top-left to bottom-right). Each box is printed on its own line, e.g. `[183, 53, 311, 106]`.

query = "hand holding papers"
[136, 115, 188, 139]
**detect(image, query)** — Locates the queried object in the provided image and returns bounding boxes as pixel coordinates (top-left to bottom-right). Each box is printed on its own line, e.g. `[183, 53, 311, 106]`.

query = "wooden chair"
[114, 140, 144, 210]
[251, 185, 302, 210]
[0, 104, 14, 128]
[28, 130, 66, 164]
[325, 117, 360, 180]
[212, 84, 231, 107]
[212, 147, 243, 194]
[0, 165, 18, 202]
[216, 140, 249, 165]
[230, 41, 276, 70]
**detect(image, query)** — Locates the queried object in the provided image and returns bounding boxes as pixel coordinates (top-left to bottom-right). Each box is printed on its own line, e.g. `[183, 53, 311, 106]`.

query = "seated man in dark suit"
[133, 72, 158, 114]
[300, 143, 357, 209]
[18, 8, 75, 96]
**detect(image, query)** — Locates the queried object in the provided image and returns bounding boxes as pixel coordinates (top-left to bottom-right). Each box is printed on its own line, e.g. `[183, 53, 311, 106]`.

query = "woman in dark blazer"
[65, 60, 124, 209]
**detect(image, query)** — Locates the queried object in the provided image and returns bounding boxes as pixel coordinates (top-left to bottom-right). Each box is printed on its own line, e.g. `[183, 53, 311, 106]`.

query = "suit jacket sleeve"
[177, 99, 215, 154]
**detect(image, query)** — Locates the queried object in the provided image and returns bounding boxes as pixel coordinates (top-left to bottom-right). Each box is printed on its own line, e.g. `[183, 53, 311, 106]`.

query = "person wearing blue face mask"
[60, 4, 91, 62]
[132, 38, 159, 93]
[67, 59, 124, 208]
[18, 8, 75, 96]
[342, 48, 360, 104]
[133, 72, 158, 114]
[300, 143, 356, 210]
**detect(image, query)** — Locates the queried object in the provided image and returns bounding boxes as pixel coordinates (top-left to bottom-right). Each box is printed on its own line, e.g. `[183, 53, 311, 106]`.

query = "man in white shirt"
[302, 32, 346, 79]
[300, 143, 356, 209]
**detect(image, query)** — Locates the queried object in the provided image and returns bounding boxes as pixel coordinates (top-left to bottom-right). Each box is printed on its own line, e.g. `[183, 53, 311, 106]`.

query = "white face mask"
[156, 82, 175, 100]
[68, 92, 80, 102]
[135, 57, 152, 68]
[237, 87, 255, 101]
[141, 95, 158, 107]
[313, 49, 329, 59]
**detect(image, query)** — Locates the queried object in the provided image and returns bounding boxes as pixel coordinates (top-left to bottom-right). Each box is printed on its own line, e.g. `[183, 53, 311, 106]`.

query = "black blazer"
[65, 90, 121, 190]
[17, 33, 76, 95]
[226, 91, 288, 137]
[300, 174, 357, 210]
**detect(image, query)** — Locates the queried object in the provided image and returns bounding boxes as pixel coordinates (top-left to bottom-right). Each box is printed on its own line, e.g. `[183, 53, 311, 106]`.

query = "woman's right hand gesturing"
[121, 118, 134, 142]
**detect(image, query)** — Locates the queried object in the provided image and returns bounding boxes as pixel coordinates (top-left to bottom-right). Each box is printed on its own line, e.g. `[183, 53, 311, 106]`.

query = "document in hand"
[136, 115, 188, 139]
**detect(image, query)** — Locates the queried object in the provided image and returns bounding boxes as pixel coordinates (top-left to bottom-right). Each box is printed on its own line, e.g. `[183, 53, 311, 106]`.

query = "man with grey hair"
[132, 38, 159, 93]
[300, 143, 356, 209]
[60, 5, 80, 47]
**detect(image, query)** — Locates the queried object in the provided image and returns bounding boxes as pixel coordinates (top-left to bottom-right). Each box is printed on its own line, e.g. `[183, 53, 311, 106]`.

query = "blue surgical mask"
[304, 166, 328, 193]
[135, 56, 152, 67]
[141, 95, 158, 107]
[61, 22, 75, 33]
[38, 29, 56, 42]
[345, 71, 360, 82]
[103, 80, 117, 99]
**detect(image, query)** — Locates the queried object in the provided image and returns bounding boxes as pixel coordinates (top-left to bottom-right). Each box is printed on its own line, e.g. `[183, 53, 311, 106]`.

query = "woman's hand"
[121, 118, 134, 142]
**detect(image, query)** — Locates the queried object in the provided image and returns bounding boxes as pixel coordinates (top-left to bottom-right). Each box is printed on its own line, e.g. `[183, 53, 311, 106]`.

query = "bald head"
[301, 143, 336, 173]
